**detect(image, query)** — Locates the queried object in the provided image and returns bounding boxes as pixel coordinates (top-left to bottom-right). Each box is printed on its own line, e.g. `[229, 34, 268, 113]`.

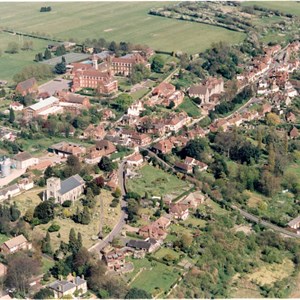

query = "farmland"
[0, 2, 244, 56]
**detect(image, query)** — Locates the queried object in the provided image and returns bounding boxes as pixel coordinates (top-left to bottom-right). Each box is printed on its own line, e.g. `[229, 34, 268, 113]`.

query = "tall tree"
[42, 232, 52, 255]
[268, 143, 275, 173]
[69, 228, 77, 253]
[44, 48, 52, 60]
[151, 55, 164, 72]
[9, 108, 15, 124]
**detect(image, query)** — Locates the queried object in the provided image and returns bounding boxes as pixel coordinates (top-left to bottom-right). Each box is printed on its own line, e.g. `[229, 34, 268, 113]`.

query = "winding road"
[88, 162, 128, 253]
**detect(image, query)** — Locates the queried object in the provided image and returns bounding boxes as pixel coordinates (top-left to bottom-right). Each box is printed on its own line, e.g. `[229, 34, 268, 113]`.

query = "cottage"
[48, 275, 87, 298]
[175, 161, 193, 174]
[49, 141, 86, 157]
[12, 152, 39, 170]
[0, 263, 7, 277]
[188, 77, 224, 104]
[102, 250, 125, 271]
[82, 124, 106, 140]
[85, 140, 116, 164]
[152, 82, 176, 98]
[289, 127, 299, 139]
[0, 184, 21, 201]
[44, 174, 85, 204]
[286, 112, 296, 123]
[9, 102, 24, 111]
[169, 203, 189, 220]
[16, 78, 38, 96]
[127, 238, 160, 253]
[1, 234, 32, 254]
[152, 139, 173, 154]
[287, 216, 300, 230]
[126, 152, 143, 167]
[153, 216, 171, 229]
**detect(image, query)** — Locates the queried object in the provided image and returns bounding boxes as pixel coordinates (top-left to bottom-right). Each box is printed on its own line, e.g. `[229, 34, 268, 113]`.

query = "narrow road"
[88, 162, 128, 253]
[232, 205, 300, 239]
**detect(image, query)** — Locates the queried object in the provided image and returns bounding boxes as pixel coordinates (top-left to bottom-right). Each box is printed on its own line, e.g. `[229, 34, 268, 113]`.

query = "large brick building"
[71, 55, 118, 94]
[111, 53, 150, 76]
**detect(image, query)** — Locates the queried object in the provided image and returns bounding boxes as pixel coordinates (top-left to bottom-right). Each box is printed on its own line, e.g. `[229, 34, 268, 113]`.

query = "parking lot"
[38, 79, 72, 96]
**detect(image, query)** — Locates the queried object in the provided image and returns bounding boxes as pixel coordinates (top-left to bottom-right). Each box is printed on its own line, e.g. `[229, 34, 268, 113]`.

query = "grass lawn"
[130, 258, 181, 296]
[241, 1, 300, 17]
[153, 247, 181, 260]
[126, 164, 190, 198]
[247, 258, 294, 286]
[0, 32, 49, 82]
[178, 97, 201, 118]
[18, 136, 93, 156]
[42, 257, 55, 274]
[130, 87, 149, 101]
[205, 198, 228, 215]
[182, 216, 206, 228]
[285, 159, 300, 178]
[0, 2, 244, 57]
[0, 233, 9, 245]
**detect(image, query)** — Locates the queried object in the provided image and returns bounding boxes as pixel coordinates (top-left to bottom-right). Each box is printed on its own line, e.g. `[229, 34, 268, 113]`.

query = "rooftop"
[58, 174, 84, 196]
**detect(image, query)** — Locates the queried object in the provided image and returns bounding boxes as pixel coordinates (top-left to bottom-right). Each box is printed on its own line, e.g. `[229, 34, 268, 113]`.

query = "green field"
[0, 2, 244, 56]
[241, 1, 300, 17]
[0, 233, 9, 245]
[178, 97, 201, 118]
[129, 258, 181, 296]
[126, 164, 190, 198]
[0, 32, 49, 82]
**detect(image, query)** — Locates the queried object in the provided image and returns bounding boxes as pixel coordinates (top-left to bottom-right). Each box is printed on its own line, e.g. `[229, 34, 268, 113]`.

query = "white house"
[12, 152, 39, 170]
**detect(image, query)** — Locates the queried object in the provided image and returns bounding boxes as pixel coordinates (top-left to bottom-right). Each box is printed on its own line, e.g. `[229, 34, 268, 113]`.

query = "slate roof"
[126, 239, 151, 250]
[58, 174, 84, 196]
[0, 184, 20, 197]
[49, 280, 76, 293]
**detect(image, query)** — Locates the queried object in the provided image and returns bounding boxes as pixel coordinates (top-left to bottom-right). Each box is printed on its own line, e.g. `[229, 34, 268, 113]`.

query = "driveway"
[39, 79, 72, 96]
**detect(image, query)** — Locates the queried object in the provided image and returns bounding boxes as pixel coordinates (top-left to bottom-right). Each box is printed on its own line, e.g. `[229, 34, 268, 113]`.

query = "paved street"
[89, 162, 128, 254]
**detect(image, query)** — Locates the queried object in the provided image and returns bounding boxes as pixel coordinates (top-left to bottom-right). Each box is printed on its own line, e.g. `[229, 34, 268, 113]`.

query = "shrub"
[48, 223, 60, 232]
[62, 200, 72, 207]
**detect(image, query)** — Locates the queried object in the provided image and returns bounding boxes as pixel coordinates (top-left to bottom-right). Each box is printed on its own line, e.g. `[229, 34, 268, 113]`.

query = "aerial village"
[0, 12, 299, 298]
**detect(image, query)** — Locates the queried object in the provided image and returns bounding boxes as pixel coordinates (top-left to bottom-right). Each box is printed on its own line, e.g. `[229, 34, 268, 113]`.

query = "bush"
[62, 200, 72, 207]
[48, 223, 60, 232]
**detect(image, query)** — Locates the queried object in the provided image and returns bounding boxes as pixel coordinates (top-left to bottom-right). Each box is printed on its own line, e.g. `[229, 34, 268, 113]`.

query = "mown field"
[241, 1, 300, 17]
[0, 32, 49, 82]
[0, 2, 244, 55]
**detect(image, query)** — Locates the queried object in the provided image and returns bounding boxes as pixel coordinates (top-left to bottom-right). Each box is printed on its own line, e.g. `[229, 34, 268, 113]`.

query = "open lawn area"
[0, 32, 49, 82]
[178, 97, 201, 118]
[247, 258, 294, 286]
[42, 257, 55, 274]
[130, 87, 149, 101]
[153, 247, 181, 261]
[129, 257, 181, 296]
[0, 233, 9, 245]
[0, 2, 244, 57]
[126, 164, 190, 198]
[241, 1, 300, 17]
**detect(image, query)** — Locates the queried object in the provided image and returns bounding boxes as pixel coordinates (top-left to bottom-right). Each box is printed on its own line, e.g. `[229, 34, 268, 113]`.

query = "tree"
[268, 143, 275, 173]
[10, 202, 20, 221]
[9, 108, 15, 124]
[180, 138, 208, 161]
[55, 45, 66, 56]
[54, 61, 66, 74]
[151, 55, 164, 72]
[65, 155, 81, 175]
[42, 232, 52, 255]
[265, 112, 281, 126]
[113, 93, 134, 112]
[6, 252, 41, 294]
[130, 64, 150, 84]
[44, 48, 52, 60]
[6, 42, 19, 54]
[33, 200, 55, 224]
[73, 247, 91, 276]
[125, 288, 151, 299]
[108, 41, 118, 52]
[33, 288, 54, 299]
[99, 156, 116, 172]
[69, 228, 78, 253]
[0, 88, 6, 98]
